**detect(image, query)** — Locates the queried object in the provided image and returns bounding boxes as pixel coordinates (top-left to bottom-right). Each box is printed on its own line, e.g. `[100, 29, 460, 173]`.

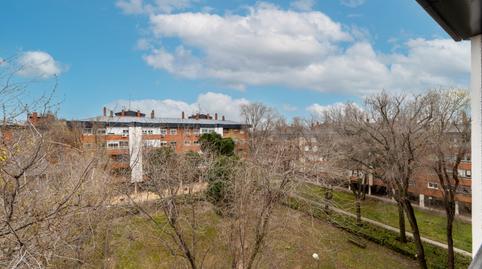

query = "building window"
[170, 129, 177, 135]
[467, 170, 472, 177]
[458, 169, 471, 178]
[457, 185, 472, 195]
[184, 140, 191, 145]
[160, 129, 167, 135]
[160, 141, 168, 146]
[143, 139, 160, 147]
[184, 128, 191, 135]
[193, 129, 200, 135]
[240, 130, 245, 134]
[193, 140, 199, 145]
[427, 182, 439, 189]
[142, 129, 154, 135]
[170, 141, 177, 146]
[96, 129, 106, 135]
[107, 142, 119, 148]
[200, 128, 214, 134]
[119, 141, 129, 148]
[83, 128, 93, 135]
[122, 129, 129, 137]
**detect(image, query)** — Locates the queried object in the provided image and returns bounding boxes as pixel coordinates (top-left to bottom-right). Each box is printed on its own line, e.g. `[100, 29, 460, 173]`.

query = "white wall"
[471, 34, 482, 257]
[129, 126, 143, 183]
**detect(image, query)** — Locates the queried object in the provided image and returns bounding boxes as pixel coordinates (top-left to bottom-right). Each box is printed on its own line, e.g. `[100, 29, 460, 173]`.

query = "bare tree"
[427, 89, 469, 269]
[0, 56, 112, 268]
[327, 92, 435, 269]
[224, 134, 297, 269]
[123, 147, 212, 269]
[240, 102, 280, 153]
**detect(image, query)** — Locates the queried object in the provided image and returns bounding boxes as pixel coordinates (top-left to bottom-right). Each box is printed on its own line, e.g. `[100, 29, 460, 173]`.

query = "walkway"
[293, 194, 472, 257]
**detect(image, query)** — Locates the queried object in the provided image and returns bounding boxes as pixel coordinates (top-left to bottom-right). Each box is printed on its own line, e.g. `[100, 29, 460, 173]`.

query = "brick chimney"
[182, 111, 185, 119]
[121, 109, 125, 117]
[151, 110, 155, 119]
[28, 112, 39, 125]
[110, 110, 113, 117]
[103, 107, 107, 117]
[214, 113, 218, 120]
[136, 110, 141, 117]
[207, 113, 210, 119]
[222, 115, 225, 121]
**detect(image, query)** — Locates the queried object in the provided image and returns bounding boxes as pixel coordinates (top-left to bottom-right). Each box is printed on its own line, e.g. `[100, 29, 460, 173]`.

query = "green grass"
[297, 183, 472, 252]
[284, 195, 472, 269]
[85, 202, 418, 269]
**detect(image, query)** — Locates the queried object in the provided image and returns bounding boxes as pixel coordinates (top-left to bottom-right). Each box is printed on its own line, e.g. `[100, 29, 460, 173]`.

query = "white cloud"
[290, 0, 315, 11]
[282, 103, 298, 112]
[307, 102, 362, 120]
[17, 51, 63, 79]
[340, 0, 365, 8]
[116, 0, 193, 14]
[129, 3, 469, 94]
[107, 92, 249, 121]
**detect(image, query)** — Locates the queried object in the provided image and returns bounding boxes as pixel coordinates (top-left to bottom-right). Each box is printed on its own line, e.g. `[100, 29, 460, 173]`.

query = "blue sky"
[1, 0, 470, 121]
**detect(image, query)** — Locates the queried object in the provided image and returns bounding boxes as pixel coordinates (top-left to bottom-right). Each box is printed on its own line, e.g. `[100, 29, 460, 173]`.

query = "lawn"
[86, 202, 417, 269]
[297, 183, 472, 252]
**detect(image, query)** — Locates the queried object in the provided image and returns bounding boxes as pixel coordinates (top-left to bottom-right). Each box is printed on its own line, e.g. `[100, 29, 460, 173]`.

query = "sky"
[0, 0, 471, 121]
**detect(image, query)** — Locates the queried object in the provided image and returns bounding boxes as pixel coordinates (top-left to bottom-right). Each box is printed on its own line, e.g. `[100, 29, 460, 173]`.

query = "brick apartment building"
[68, 108, 249, 183]
[284, 124, 472, 216]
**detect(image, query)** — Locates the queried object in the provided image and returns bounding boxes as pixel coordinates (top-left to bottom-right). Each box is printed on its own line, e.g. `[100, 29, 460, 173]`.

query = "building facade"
[69, 108, 248, 182]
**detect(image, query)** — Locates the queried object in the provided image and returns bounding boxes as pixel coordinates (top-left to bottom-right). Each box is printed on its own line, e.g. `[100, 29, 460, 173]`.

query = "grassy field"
[90, 203, 417, 269]
[297, 183, 472, 252]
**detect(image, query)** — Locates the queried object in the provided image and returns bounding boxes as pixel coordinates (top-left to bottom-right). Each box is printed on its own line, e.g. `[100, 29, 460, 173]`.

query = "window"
[427, 182, 438, 189]
[170, 129, 177, 135]
[193, 129, 200, 135]
[193, 140, 199, 145]
[119, 141, 129, 148]
[458, 169, 471, 178]
[83, 128, 93, 135]
[142, 129, 153, 135]
[184, 140, 191, 145]
[160, 129, 167, 135]
[200, 128, 214, 134]
[240, 130, 245, 134]
[122, 129, 129, 137]
[143, 139, 160, 147]
[107, 142, 119, 148]
[457, 185, 472, 195]
[184, 128, 191, 135]
[160, 141, 168, 146]
[96, 129, 106, 135]
[170, 141, 177, 146]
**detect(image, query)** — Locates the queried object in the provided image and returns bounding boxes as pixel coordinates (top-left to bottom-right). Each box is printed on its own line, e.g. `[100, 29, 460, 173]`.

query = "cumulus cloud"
[17, 51, 63, 79]
[107, 92, 249, 121]
[123, 3, 469, 94]
[340, 0, 365, 8]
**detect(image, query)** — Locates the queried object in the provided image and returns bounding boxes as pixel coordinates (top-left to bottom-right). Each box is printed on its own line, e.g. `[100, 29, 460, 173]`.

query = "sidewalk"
[293, 194, 472, 257]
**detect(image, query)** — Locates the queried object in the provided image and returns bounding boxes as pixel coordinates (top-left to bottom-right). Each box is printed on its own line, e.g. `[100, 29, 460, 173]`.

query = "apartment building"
[281, 124, 473, 216]
[68, 108, 248, 182]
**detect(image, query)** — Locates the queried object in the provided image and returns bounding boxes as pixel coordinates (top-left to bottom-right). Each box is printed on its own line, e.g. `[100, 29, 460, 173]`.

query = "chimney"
[214, 113, 218, 120]
[182, 111, 185, 119]
[121, 109, 125, 117]
[110, 110, 113, 117]
[103, 107, 107, 117]
[136, 110, 141, 117]
[151, 110, 155, 119]
[222, 115, 225, 121]
[207, 113, 210, 120]
[28, 112, 39, 125]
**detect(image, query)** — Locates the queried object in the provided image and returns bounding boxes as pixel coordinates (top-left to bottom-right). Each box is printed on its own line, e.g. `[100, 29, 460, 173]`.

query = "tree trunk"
[402, 199, 427, 269]
[446, 201, 455, 269]
[397, 201, 407, 243]
[355, 198, 362, 225]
